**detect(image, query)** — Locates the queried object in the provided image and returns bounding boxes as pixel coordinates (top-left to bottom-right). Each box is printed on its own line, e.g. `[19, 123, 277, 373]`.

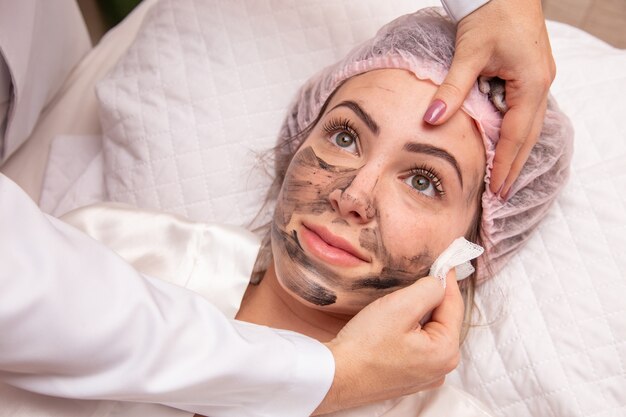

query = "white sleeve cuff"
[440, 0, 492, 23]
[261, 330, 335, 417]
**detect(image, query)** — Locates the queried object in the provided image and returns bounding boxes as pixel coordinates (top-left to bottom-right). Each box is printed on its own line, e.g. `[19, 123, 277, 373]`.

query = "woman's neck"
[235, 264, 350, 342]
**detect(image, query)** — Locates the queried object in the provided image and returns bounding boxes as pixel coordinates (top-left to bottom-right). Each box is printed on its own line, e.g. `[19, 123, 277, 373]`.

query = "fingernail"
[424, 99, 446, 124]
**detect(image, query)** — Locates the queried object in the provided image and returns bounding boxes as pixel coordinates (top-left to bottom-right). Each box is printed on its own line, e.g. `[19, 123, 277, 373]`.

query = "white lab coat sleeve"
[0, 174, 334, 417]
[439, 0, 491, 23]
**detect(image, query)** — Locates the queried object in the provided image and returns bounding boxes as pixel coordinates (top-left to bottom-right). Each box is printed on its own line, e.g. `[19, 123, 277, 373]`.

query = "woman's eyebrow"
[330, 100, 380, 135]
[403, 142, 463, 187]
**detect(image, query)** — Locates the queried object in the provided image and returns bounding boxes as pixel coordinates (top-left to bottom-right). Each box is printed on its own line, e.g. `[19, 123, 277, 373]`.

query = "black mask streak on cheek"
[277, 225, 343, 286]
[351, 277, 402, 290]
[295, 280, 337, 306]
[359, 227, 382, 258]
[351, 263, 430, 291]
[278, 147, 357, 225]
[337, 175, 355, 192]
[387, 252, 432, 276]
[382, 264, 430, 281]
[291, 229, 302, 249]
[272, 224, 337, 306]
[316, 154, 344, 172]
[357, 211, 433, 291]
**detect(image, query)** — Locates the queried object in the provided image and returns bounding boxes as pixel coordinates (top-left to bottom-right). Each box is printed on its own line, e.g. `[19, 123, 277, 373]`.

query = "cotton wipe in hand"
[429, 237, 484, 288]
[420, 238, 484, 325]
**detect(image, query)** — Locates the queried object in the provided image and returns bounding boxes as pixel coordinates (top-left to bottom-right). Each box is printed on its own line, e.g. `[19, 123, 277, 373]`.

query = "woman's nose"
[328, 174, 377, 223]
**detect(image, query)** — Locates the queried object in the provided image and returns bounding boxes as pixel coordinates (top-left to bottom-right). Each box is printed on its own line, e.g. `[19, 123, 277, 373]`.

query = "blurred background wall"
[76, 0, 625, 48]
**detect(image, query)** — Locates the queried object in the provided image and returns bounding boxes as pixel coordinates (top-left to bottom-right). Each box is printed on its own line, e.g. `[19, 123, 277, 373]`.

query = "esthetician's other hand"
[313, 270, 463, 415]
[424, 0, 555, 198]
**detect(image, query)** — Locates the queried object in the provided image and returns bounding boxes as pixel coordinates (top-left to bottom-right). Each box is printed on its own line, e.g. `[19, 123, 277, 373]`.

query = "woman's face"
[271, 69, 486, 314]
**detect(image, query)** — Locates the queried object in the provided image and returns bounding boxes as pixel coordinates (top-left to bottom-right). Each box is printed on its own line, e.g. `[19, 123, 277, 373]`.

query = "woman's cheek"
[383, 218, 451, 269]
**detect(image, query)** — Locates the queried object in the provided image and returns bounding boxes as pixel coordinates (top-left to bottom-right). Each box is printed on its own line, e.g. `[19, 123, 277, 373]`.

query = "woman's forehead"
[326, 70, 473, 136]
[325, 70, 483, 152]
[331, 69, 435, 105]
[317, 69, 486, 192]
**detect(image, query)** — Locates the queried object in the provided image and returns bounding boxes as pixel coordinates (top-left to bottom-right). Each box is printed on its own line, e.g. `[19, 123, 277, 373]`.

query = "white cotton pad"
[419, 238, 484, 325]
[429, 237, 484, 289]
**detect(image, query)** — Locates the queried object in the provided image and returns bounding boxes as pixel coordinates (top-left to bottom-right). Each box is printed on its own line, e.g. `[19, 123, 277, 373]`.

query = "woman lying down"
[63, 7, 573, 417]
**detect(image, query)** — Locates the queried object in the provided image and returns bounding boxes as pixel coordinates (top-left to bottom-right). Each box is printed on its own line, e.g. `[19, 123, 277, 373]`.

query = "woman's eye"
[332, 131, 358, 153]
[408, 174, 435, 197]
[404, 170, 443, 199]
[322, 117, 360, 155]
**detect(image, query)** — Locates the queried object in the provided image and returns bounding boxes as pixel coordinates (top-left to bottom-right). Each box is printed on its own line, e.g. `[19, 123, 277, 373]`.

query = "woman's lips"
[300, 223, 370, 267]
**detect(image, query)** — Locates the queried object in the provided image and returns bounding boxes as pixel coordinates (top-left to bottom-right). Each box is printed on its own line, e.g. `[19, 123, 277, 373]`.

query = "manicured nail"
[424, 99, 446, 124]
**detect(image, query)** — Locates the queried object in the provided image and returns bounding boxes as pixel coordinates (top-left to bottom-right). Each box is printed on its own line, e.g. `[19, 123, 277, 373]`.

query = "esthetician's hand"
[314, 270, 463, 415]
[424, 0, 555, 199]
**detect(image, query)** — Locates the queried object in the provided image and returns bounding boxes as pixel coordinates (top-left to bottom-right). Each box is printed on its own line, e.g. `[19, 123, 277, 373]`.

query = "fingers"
[424, 376, 446, 391]
[424, 45, 486, 125]
[427, 269, 464, 339]
[379, 275, 445, 331]
[497, 96, 548, 198]
[489, 84, 548, 195]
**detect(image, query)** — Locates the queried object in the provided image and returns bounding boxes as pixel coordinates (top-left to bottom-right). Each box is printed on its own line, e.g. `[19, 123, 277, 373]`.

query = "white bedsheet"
[39, 135, 104, 216]
[30, 1, 626, 416]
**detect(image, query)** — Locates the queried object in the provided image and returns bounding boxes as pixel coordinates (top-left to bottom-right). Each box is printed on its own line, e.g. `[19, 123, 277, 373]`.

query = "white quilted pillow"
[96, 1, 626, 416]
[96, 0, 433, 225]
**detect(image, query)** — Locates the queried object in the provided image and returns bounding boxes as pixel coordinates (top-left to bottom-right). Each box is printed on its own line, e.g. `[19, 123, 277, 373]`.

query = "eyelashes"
[320, 116, 446, 198]
[322, 117, 361, 155]
[322, 117, 360, 140]
[407, 164, 445, 198]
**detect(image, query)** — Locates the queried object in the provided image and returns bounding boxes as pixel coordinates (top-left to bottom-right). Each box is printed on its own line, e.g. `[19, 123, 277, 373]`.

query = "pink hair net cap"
[276, 8, 574, 282]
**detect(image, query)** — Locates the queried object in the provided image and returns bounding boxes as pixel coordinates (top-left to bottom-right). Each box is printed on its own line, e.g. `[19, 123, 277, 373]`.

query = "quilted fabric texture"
[97, 0, 426, 225]
[96, 1, 626, 416]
